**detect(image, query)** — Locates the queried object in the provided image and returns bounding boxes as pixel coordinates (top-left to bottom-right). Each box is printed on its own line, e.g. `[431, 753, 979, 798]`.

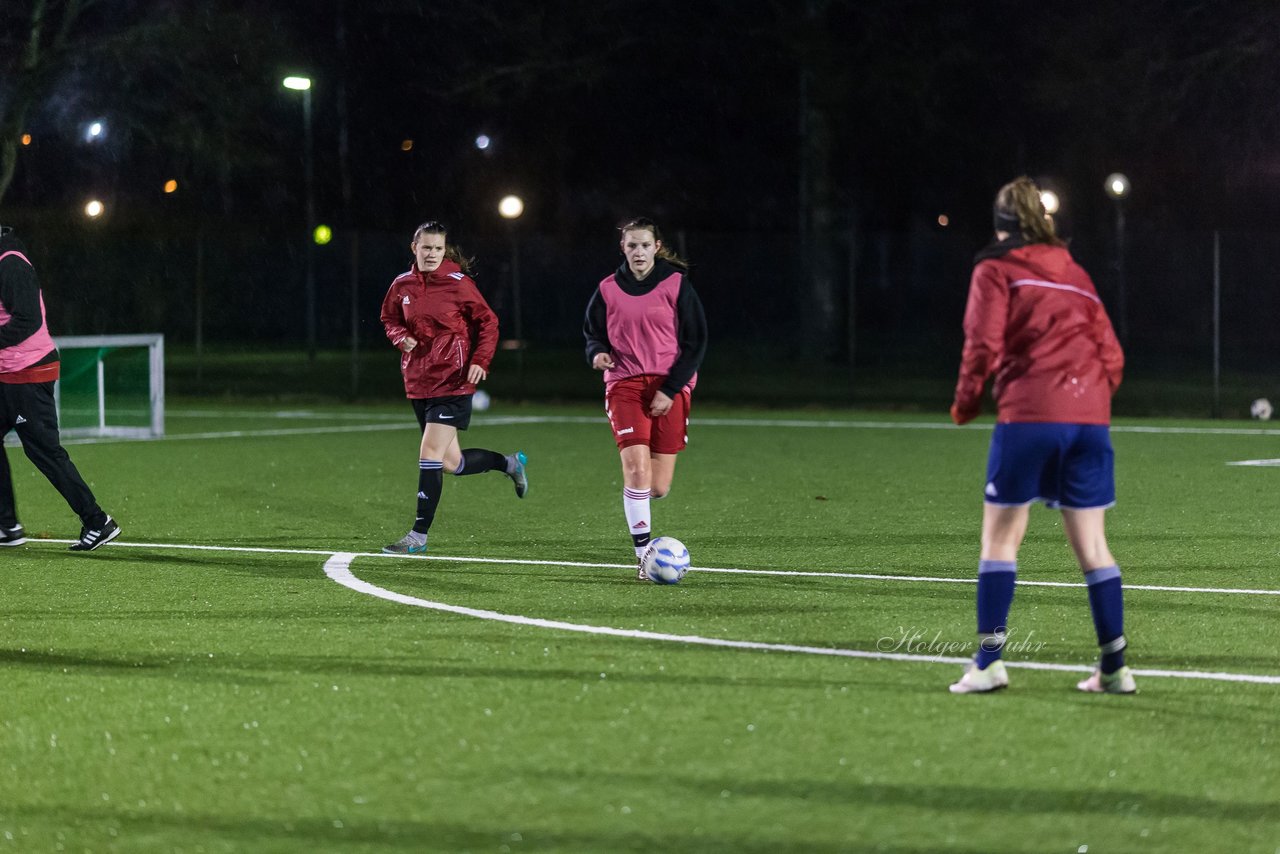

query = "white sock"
[623, 487, 651, 557]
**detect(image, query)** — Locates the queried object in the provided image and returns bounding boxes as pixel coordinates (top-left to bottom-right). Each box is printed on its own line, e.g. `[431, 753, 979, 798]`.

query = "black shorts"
[411, 395, 473, 432]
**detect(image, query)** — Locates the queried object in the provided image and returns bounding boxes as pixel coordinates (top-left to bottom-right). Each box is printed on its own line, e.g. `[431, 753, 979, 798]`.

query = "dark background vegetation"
[3, 1, 1280, 413]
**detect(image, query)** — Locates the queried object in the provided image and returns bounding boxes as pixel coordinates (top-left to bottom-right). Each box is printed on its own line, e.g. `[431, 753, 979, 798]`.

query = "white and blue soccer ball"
[1251, 397, 1273, 421]
[473, 390, 491, 411]
[641, 536, 691, 585]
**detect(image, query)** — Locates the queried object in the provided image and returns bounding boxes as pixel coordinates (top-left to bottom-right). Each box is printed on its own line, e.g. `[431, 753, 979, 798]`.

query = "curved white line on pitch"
[323, 553, 1280, 686]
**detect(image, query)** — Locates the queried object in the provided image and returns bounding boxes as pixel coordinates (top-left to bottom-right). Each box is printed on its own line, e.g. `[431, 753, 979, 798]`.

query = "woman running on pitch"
[583, 217, 707, 579]
[380, 221, 527, 555]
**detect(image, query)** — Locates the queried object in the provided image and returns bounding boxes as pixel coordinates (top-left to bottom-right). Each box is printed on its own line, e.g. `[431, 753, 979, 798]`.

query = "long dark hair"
[618, 216, 689, 270]
[412, 220, 476, 274]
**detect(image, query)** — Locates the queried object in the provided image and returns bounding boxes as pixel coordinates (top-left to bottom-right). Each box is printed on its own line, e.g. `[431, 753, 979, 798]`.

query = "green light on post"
[313, 224, 333, 245]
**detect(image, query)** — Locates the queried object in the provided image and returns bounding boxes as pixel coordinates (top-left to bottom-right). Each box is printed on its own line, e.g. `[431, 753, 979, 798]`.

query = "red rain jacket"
[952, 241, 1123, 426]
[380, 259, 498, 399]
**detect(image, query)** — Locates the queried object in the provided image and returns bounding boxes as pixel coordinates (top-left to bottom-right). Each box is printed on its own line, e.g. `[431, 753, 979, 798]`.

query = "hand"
[592, 352, 615, 371]
[399, 336, 418, 353]
[649, 390, 674, 417]
[467, 364, 487, 384]
[950, 402, 977, 425]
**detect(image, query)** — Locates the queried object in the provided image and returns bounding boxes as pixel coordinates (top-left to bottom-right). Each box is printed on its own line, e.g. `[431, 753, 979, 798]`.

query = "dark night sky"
[7, 0, 1280, 240]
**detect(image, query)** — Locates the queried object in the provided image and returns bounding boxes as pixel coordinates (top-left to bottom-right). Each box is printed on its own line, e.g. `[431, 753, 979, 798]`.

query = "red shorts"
[604, 375, 691, 453]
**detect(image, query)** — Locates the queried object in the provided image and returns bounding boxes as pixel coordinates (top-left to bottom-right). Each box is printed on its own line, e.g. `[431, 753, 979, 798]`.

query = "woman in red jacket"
[948, 177, 1134, 695]
[380, 221, 527, 555]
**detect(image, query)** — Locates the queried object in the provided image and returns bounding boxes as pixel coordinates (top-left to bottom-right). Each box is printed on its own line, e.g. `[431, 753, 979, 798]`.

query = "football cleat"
[69, 516, 121, 552]
[383, 531, 428, 555]
[508, 451, 529, 498]
[949, 659, 1010, 694]
[1076, 666, 1137, 694]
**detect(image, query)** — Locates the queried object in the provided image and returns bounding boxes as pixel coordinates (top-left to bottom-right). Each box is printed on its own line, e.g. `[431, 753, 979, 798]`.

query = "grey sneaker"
[0, 524, 27, 547]
[383, 530, 428, 555]
[508, 451, 528, 498]
[69, 516, 121, 552]
[636, 548, 650, 581]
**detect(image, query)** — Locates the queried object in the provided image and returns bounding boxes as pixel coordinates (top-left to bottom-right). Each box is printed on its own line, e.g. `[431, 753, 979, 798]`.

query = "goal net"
[53, 334, 165, 438]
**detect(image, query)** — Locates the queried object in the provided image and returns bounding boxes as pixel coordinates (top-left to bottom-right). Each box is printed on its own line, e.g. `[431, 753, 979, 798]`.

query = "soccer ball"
[641, 537, 691, 584]
[473, 390, 491, 411]
[1251, 398, 1273, 421]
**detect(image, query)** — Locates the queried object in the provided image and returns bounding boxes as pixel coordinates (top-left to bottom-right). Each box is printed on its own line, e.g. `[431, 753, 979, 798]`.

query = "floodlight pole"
[302, 85, 317, 363]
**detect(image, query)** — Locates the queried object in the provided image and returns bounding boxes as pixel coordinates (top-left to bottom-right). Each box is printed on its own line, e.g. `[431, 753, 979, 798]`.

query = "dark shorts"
[983, 422, 1115, 510]
[604, 375, 691, 454]
[411, 395, 473, 432]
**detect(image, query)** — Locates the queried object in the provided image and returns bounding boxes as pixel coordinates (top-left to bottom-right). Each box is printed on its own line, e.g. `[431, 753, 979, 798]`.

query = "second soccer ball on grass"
[641, 536, 691, 584]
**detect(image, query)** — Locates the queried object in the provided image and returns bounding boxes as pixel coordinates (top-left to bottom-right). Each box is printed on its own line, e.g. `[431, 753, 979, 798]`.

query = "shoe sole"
[69, 524, 122, 552]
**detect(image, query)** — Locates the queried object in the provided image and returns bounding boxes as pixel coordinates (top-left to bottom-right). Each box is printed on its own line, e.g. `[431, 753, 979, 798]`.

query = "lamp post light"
[284, 75, 317, 361]
[1104, 173, 1130, 344]
[499, 195, 525, 391]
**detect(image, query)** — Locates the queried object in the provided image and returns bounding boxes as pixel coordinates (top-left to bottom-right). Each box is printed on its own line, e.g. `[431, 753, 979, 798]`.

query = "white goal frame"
[53, 334, 165, 438]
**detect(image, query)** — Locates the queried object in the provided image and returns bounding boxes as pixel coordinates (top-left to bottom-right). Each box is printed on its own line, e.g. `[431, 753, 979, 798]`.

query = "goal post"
[53, 334, 165, 438]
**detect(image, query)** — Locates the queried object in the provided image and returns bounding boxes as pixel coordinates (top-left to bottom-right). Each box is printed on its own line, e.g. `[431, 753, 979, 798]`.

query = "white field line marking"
[325, 553, 1280, 686]
[1227, 459, 1280, 467]
[55, 411, 1280, 446]
[26, 538, 1280, 683]
[46, 539, 1280, 598]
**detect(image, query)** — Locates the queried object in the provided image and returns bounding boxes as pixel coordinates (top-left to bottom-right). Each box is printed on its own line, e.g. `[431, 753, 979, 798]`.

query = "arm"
[659, 276, 708, 398]
[379, 282, 415, 351]
[583, 286, 613, 369]
[464, 281, 499, 373]
[951, 263, 1007, 424]
[1095, 304, 1124, 393]
[0, 254, 43, 349]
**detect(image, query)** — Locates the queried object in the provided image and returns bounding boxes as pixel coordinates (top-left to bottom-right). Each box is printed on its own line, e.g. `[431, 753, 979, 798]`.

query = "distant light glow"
[83, 121, 106, 143]
[400, 139, 414, 152]
[163, 179, 178, 194]
[20, 134, 31, 146]
[282, 76, 312, 91]
[84, 200, 105, 218]
[475, 134, 491, 150]
[1105, 172, 1130, 199]
[313, 224, 333, 245]
[937, 214, 950, 227]
[498, 195, 524, 219]
[1040, 190, 1060, 215]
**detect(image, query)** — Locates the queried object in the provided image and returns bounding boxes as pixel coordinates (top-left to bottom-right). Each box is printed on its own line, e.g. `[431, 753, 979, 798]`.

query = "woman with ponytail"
[379, 221, 528, 555]
[583, 217, 708, 579]
[949, 178, 1134, 695]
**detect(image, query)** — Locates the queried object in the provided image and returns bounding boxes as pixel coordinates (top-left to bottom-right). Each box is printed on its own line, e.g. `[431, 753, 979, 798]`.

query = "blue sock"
[974, 559, 1017, 669]
[1085, 565, 1126, 673]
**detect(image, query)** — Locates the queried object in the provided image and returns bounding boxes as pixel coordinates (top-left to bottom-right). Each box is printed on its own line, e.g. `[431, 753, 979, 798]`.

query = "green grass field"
[3, 400, 1279, 852]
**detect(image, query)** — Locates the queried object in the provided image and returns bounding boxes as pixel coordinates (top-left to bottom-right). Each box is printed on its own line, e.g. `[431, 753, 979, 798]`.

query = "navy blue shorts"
[983, 423, 1115, 510]
[411, 395, 473, 432]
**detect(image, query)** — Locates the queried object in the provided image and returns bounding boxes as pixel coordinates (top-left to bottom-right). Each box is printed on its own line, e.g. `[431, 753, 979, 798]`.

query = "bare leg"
[1060, 508, 1114, 571]
[981, 504, 1031, 561]
[649, 453, 678, 498]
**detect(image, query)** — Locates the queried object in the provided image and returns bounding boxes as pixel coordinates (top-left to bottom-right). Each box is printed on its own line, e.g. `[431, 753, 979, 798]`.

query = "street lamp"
[1104, 173, 1130, 344]
[284, 75, 317, 361]
[499, 195, 525, 390]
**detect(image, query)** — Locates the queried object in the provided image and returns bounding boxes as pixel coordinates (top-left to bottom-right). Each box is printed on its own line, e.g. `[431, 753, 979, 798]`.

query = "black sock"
[414, 460, 444, 534]
[454, 448, 506, 476]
